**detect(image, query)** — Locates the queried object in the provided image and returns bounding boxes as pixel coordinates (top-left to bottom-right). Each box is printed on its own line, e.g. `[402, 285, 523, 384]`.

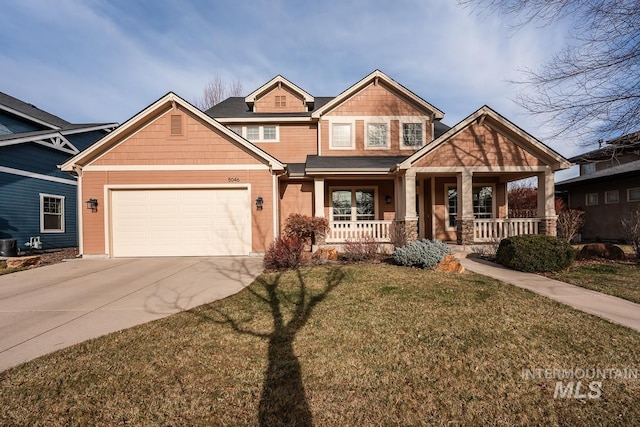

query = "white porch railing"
[474, 218, 541, 242]
[326, 220, 392, 243]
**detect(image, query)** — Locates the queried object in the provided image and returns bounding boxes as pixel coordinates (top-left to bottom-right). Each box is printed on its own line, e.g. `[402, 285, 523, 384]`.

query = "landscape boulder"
[435, 254, 465, 273]
[576, 243, 626, 261]
[313, 247, 339, 262]
[6, 255, 41, 269]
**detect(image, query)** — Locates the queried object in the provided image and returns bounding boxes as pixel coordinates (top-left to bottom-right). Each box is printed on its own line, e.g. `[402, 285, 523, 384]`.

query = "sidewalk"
[457, 254, 640, 333]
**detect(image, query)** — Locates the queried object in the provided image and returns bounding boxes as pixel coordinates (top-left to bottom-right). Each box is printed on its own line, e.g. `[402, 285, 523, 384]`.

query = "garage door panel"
[111, 189, 251, 257]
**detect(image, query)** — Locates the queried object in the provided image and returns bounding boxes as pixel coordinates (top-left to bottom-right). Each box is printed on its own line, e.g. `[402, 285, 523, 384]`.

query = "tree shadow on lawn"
[210, 266, 344, 426]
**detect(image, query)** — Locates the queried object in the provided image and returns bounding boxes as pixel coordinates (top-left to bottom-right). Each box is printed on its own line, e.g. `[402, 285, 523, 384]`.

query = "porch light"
[85, 198, 99, 212]
[255, 196, 264, 211]
[385, 195, 392, 204]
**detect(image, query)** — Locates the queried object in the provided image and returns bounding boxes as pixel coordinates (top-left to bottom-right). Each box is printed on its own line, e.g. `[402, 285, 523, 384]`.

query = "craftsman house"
[61, 70, 570, 257]
[556, 131, 640, 241]
[0, 91, 117, 252]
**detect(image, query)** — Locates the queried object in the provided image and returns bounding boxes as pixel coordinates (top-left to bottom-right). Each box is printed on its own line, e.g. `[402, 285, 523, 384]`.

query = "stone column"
[456, 170, 474, 244]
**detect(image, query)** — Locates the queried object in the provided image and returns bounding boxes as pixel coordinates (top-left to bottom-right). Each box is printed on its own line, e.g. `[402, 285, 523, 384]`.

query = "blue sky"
[0, 0, 578, 177]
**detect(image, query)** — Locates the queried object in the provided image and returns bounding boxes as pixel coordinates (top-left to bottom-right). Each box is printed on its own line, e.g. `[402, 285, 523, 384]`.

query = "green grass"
[550, 261, 640, 304]
[2, 264, 640, 426]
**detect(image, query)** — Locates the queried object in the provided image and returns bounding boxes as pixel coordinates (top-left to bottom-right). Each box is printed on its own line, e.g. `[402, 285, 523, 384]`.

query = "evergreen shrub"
[496, 234, 576, 272]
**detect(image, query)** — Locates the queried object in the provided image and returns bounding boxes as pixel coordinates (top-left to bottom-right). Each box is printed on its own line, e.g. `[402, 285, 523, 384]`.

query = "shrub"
[263, 236, 304, 271]
[389, 221, 407, 248]
[621, 207, 640, 259]
[342, 235, 380, 262]
[556, 198, 585, 242]
[392, 239, 452, 269]
[283, 214, 329, 249]
[496, 234, 576, 272]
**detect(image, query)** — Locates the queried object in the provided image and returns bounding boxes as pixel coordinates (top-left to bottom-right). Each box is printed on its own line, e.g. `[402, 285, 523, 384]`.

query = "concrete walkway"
[457, 255, 640, 333]
[0, 256, 263, 372]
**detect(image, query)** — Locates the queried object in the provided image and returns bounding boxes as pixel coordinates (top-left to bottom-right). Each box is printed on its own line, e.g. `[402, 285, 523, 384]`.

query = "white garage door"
[111, 188, 251, 257]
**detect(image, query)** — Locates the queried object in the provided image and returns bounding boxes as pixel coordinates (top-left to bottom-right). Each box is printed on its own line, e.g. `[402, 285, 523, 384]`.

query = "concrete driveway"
[0, 256, 263, 372]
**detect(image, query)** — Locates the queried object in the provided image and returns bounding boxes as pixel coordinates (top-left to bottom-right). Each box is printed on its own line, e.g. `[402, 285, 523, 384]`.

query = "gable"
[327, 81, 427, 117]
[91, 106, 264, 166]
[61, 92, 285, 172]
[412, 123, 545, 168]
[254, 85, 307, 113]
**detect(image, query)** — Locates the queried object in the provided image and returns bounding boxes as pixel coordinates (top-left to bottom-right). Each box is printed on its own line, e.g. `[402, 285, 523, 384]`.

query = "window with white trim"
[586, 193, 598, 206]
[227, 125, 279, 142]
[366, 123, 389, 149]
[331, 123, 353, 149]
[40, 194, 65, 233]
[401, 122, 424, 148]
[331, 188, 376, 221]
[446, 185, 494, 229]
[628, 188, 640, 202]
[605, 190, 619, 204]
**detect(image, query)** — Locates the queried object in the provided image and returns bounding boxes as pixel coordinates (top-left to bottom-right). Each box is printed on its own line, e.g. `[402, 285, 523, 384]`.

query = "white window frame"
[445, 184, 496, 230]
[330, 122, 355, 150]
[586, 192, 598, 206]
[400, 121, 426, 149]
[329, 186, 378, 221]
[40, 193, 65, 233]
[628, 187, 640, 202]
[229, 125, 279, 142]
[605, 190, 619, 204]
[365, 120, 390, 150]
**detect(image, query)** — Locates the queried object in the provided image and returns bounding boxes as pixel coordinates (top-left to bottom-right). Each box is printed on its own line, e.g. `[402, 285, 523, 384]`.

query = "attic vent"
[170, 114, 183, 135]
[275, 95, 286, 107]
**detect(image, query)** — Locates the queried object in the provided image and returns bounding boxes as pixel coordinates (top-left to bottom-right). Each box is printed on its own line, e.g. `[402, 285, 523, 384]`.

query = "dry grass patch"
[550, 261, 640, 304]
[2, 264, 640, 426]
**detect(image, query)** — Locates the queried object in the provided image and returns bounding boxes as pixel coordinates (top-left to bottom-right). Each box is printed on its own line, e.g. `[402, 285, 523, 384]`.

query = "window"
[583, 163, 596, 175]
[331, 123, 353, 148]
[402, 123, 423, 148]
[40, 194, 64, 233]
[246, 126, 260, 140]
[331, 188, 375, 221]
[234, 125, 279, 142]
[366, 123, 388, 148]
[448, 187, 457, 228]
[605, 190, 619, 204]
[628, 188, 640, 202]
[263, 125, 277, 140]
[275, 95, 286, 107]
[446, 185, 494, 229]
[586, 193, 598, 206]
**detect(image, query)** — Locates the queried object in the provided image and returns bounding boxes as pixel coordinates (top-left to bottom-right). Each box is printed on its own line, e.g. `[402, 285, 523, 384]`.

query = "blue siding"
[66, 130, 108, 151]
[0, 111, 45, 135]
[0, 144, 76, 180]
[0, 172, 78, 250]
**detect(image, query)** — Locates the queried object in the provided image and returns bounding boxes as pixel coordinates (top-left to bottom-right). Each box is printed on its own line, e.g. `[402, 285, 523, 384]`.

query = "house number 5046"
[228, 177, 240, 183]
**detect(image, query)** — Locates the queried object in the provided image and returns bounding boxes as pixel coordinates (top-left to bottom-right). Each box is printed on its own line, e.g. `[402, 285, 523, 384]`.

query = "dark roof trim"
[556, 158, 640, 188]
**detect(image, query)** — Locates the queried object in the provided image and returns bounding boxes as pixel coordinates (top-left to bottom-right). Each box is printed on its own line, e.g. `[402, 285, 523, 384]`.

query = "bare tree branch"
[194, 75, 244, 110]
[460, 0, 640, 146]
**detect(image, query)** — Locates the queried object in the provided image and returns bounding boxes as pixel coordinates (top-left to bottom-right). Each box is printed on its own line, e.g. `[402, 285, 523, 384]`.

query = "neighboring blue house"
[0, 91, 117, 252]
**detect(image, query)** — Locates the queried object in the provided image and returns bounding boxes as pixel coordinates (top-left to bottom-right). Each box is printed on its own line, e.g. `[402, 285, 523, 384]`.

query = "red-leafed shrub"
[283, 214, 329, 249]
[263, 236, 304, 271]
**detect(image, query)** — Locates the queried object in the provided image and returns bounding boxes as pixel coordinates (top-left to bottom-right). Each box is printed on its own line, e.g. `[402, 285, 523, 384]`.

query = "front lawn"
[2, 264, 640, 426]
[550, 261, 640, 305]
